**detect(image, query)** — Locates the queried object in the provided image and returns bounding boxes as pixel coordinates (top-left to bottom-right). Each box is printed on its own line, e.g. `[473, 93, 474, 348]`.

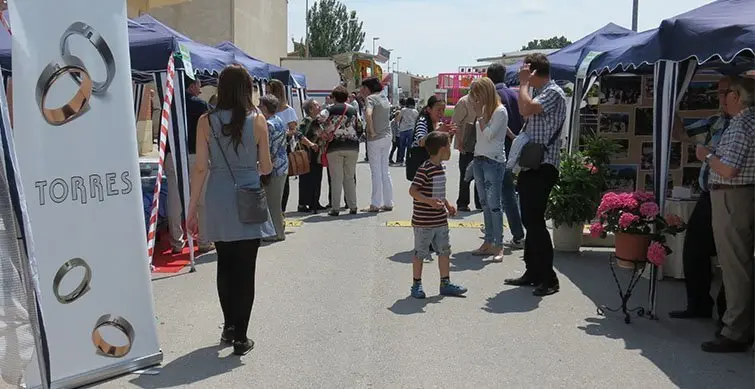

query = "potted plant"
[589, 191, 686, 268]
[547, 151, 602, 252]
[586, 84, 600, 106]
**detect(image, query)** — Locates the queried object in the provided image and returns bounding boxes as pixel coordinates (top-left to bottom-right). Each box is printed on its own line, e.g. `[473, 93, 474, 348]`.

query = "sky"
[287, 0, 716, 77]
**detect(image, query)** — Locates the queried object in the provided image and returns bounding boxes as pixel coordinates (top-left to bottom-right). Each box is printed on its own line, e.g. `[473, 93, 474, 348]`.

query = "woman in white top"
[361, 77, 395, 211]
[267, 79, 298, 213]
[470, 77, 508, 261]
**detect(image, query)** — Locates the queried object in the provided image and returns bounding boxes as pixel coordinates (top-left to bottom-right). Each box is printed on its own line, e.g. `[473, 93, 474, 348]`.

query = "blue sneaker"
[440, 282, 468, 297]
[410, 283, 426, 299]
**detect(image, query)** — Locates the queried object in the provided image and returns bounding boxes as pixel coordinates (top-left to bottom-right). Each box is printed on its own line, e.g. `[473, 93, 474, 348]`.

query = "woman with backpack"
[405, 96, 456, 181]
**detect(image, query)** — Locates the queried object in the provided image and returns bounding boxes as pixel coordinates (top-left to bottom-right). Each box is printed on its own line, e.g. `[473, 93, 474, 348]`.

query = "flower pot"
[553, 223, 583, 252]
[587, 96, 600, 106]
[614, 232, 650, 269]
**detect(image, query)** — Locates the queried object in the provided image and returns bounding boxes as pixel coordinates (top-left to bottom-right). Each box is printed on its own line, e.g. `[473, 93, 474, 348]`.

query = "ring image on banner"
[35, 21, 115, 125]
[52, 257, 92, 304]
[36, 54, 92, 125]
[92, 314, 135, 358]
[60, 22, 116, 94]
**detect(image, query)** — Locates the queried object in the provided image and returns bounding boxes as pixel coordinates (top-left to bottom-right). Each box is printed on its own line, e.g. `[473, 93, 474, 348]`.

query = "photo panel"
[605, 164, 638, 194]
[599, 112, 630, 135]
[682, 167, 703, 195]
[679, 81, 719, 111]
[635, 107, 654, 136]
[599, 75, 642, 105]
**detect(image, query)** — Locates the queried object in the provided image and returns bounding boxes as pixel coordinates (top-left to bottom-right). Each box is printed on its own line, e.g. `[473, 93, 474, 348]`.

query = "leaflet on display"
[9, 0, 162, 387]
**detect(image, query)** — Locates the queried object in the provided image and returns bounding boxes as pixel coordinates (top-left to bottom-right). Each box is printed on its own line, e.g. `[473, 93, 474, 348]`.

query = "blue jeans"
[502, 169, 525, 241]
[473, 157, 505, 246]
[397, 131, 413, 163]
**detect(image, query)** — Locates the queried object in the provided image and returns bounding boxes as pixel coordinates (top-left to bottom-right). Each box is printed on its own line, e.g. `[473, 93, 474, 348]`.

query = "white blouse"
[474, 105, 508, 163]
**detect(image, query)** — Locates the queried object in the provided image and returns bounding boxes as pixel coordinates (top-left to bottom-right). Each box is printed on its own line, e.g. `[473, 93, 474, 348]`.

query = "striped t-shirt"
[411, 116, 431, 147]
[411, 160, 448, 227]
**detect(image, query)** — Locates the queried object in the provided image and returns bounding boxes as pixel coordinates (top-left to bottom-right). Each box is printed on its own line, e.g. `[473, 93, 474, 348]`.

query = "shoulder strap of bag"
[209, 113, 240, 188]
[521, 116, 565, 149]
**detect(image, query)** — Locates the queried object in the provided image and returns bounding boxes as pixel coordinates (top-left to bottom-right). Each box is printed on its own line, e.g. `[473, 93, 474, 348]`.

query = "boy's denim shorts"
[413, 225, 451, 259]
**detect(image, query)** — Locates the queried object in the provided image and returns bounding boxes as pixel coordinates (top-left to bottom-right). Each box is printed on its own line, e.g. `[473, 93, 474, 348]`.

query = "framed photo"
[599, 112, 630, 134]
[605, 164, 638, 193]
[679, 81, 719, 111]
[643, 172, 674, 197]
[579, 106, 599, 139]
[640, 141, 654, 170]
[643, 75, 654, 101]
[682, 167, 702, 195]
[635, 107, 654, 136]
[612, 139, 630, 160]
[686, 143, 703, 165]
[599, 75, 642, 105]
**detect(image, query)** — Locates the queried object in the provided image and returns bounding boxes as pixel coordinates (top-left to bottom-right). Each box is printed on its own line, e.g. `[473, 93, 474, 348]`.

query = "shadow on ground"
[127, 346, 243, 388]
[482, 287, 542, 314]
[451, 251, 499, 272]
[388, 295, 444, 315]
[556, 249, 753, 389]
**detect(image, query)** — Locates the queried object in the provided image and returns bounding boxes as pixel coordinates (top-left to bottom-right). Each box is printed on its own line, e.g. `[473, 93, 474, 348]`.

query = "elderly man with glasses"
[696, 75, 755, 353]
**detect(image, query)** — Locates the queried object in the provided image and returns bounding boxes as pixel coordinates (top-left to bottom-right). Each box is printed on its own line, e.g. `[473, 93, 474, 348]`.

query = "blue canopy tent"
[215, 41, 270, 80]
[504, 23, 636, 85]
[585, 0, 755, 318]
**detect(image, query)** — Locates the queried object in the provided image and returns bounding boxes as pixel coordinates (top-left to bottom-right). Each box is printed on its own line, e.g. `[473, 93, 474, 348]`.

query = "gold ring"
[35, 54, 92, 126]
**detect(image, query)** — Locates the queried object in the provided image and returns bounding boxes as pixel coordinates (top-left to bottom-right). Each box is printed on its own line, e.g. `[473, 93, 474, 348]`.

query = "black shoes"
[668, 308, 712, 319]
[533, 283, 560, 297]
[220, 325, 235, 344]
[233, 339, 255, 356]
[701, 336, 751, 353]
[504, 276, 538, 287]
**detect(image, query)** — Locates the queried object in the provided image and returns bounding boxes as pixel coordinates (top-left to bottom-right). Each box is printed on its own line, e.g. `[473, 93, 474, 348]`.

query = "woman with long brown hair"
[469, 77, 508, 261]
[187, 65, 275, 356]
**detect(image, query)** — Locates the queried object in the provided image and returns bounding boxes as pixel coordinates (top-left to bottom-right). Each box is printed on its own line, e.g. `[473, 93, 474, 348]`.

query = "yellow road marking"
[285, 220, 303, 227]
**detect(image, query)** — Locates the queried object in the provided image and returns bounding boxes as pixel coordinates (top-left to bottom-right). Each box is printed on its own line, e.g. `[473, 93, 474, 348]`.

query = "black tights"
[215, 239, 260, 342]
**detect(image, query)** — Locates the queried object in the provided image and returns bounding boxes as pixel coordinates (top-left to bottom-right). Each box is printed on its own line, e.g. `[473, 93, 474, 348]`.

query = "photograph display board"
[581, 74, 721, 196]
[10, 0, 162, 387]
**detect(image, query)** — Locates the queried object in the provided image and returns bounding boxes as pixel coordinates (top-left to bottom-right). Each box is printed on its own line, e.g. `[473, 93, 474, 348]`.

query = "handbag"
[320, 110, 348, 169]
[518, 120, 563, 170]
[288, 143, 311, 176]
[210, 117, 269, 224]
[405, 146, 430, 181]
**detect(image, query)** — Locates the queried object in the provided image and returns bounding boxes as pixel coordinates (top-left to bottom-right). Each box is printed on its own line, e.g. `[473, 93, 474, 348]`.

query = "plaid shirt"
[524, 80, 567, 167]
[709, 107, 755, 186]
[698, 115, 730, 191]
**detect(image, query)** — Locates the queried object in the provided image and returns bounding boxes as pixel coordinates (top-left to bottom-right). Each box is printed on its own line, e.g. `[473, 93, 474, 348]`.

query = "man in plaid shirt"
[504, 54, 566, 297]
[696, 75, 755, 353]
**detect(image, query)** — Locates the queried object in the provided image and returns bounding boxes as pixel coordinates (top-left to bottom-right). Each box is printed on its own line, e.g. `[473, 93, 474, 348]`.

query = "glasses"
[718, 89, 736, 96]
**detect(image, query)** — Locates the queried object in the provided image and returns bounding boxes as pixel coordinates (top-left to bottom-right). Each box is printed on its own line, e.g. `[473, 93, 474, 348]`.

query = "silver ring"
[92, 314, 135, 358]
[52, 257, 92, 304]
[60, 22, 115, 94]
[35, 55, 92, 126]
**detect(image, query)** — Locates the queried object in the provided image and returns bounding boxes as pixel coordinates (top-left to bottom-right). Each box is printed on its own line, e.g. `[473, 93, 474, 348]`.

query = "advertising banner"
[9, 0, 162, 387]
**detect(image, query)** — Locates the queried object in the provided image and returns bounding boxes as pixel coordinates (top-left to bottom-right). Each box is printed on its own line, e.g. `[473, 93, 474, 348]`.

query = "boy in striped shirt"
[409, 132, 468, 299]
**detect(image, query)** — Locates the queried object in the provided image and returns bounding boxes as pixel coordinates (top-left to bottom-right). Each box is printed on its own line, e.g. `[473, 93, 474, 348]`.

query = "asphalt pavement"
[104, 149, 753, 389]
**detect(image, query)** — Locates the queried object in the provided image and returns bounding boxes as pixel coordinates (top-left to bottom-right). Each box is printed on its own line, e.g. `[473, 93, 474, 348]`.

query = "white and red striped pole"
[146, 55, 176, 268]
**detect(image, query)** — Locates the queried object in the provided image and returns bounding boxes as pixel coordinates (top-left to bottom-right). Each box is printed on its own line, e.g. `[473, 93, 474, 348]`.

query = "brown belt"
[709, 184, 755, 190]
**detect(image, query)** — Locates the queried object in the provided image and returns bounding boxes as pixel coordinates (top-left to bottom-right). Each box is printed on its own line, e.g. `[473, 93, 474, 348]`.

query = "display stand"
[597, 254, 651, 324]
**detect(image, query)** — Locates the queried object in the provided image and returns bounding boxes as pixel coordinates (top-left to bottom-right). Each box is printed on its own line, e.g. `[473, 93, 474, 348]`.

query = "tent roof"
[587, 29, 660, 76]
[215, 41, 271, 80]
[505, 23, 636, 84]
[658, 0, 755, 64]
[134, 14, 234, 75]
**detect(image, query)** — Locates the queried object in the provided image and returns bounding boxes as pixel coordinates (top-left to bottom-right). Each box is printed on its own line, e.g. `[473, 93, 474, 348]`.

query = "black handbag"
[405, 146, 429, 181]
[519, 120, 563, 170]
[210, 118, 270, 224]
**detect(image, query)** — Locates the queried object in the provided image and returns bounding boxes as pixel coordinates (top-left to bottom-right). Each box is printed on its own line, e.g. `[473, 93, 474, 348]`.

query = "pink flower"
[617, 193, 639, 210]
[618, 213, 639, 229]
[633, 191, 655, 202]
[647, 241, 666, 266]
[589, 222, 604, 238]
[585, 163, 598, 174]
[639, 202, 660, 219]
[665, 213, 683, 227]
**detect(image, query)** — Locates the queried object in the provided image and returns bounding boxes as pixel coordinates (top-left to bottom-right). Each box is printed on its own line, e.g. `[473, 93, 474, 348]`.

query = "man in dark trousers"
[668, 77, 731, 323]
[487, 63, 526, 249]
[504, 54, 566, 297]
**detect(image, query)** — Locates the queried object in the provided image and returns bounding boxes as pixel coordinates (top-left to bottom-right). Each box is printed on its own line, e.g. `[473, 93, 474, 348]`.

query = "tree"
[300, 0, 365, 57]
[521, 36, 572, 51]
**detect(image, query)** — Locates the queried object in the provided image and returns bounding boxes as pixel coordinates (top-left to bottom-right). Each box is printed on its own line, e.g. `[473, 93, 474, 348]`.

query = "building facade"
[128, 0, 288, 66]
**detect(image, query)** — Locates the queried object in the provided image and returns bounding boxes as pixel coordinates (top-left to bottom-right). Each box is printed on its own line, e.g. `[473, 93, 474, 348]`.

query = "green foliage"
[304, 0, 366, 57]
[546, 152, 602, 228]
[586, 83, 600, 98]
[581, 135, 621, 172]
[521, 36, 572, 51]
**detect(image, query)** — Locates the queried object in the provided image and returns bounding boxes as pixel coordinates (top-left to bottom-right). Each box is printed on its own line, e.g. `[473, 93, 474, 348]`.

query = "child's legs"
[432, 226, 452, 278]
[413, 227, 434, 279]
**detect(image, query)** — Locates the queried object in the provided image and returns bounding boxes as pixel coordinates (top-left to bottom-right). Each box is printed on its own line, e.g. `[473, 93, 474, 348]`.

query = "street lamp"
[397, 57, 402, 74]
[305, 0, 309, 57]
[631, 0, 639, 31]
[372, 37, 380, 54]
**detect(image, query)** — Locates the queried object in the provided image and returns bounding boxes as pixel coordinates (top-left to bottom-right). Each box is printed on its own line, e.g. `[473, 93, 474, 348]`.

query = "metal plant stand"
[597, 254, 650, 324]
